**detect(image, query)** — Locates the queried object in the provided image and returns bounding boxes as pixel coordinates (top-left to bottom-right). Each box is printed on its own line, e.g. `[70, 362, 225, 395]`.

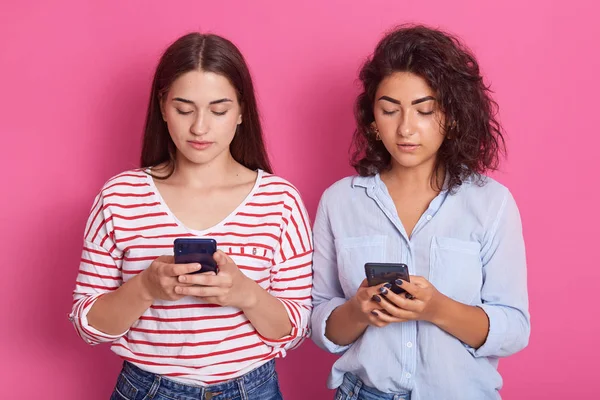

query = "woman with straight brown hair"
[69, 33, 313, 400]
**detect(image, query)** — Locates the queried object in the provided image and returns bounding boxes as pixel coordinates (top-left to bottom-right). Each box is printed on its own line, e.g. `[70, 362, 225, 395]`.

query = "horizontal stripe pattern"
[70, 169, 313, 385]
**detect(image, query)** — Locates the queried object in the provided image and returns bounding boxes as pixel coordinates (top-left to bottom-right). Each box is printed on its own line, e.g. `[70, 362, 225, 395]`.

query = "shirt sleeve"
[69, 191, 127, 345]
[258, 188, 313, 354]
[310, 189, 352, 354]
[467, 190, 531, 357]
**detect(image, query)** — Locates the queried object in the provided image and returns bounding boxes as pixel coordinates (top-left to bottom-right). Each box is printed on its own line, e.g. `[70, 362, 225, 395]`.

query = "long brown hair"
[351, 25, 505, 192]
[141, 33, 272, 177]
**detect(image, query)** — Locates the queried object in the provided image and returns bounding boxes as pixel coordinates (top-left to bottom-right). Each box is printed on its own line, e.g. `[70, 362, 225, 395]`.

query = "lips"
[188, 140, 213, 150]
[397, 143, 420, 152]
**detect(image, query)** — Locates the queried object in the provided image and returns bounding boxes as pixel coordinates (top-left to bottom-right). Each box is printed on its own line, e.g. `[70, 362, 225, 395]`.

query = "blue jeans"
[110, 360, 283, 400]
[335, 373, 411, 400]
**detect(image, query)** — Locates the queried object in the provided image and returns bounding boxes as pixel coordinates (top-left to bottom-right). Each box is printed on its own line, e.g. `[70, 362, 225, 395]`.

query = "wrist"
[239, 277, 261, 311]
[348, 296, 370, 327]
[428, 292, 451, 326]
[135, 271, 155, 304]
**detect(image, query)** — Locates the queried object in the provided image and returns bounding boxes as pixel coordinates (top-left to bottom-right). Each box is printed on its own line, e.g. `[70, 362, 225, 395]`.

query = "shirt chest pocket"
[429, 236, 483, 305]
[225, 245, 274, 285]
[334, 235, 387, 298]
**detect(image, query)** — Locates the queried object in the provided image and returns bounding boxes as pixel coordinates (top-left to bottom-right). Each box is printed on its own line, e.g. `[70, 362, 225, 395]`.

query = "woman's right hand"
[349, 279, 406, 328]
[138, 256, 202, 302]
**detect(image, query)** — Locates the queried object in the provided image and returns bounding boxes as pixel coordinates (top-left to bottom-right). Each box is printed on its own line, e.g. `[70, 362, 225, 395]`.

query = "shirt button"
[406, 342, 413, 348]
[405, 372, 412, 379]
[426, 215, 432, 221]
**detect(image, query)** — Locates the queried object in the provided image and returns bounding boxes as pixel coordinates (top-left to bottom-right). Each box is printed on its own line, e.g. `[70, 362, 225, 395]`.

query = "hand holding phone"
[364, 262, 410, 294]
[138, 255, 202, 302]
[174, 238, 218, 274]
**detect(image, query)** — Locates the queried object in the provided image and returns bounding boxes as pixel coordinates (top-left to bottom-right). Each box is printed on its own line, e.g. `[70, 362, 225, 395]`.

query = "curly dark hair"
[351, 24, 505, 192]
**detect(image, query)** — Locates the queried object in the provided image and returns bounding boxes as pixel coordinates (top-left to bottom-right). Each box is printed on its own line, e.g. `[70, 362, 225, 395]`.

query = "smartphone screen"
[174, 238, 218, 274]
[364, 262, 410, 294]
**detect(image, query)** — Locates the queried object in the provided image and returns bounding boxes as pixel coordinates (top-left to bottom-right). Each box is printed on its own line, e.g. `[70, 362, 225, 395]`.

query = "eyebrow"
[172, 97, 233, 105]
[377, 95, 436, 105]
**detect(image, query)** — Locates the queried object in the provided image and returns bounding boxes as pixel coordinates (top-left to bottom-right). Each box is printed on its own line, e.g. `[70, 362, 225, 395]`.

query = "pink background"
[1, 0, 598, 398]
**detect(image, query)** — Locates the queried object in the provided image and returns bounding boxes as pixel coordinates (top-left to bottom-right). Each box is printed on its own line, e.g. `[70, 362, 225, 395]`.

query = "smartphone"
[364, 262, 410, 294]
[173, 238, 218, 274]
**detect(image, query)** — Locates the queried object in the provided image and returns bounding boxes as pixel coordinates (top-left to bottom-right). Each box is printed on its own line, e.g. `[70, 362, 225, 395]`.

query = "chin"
[391, 154, 425, 169]
[178, 151, 216, 166]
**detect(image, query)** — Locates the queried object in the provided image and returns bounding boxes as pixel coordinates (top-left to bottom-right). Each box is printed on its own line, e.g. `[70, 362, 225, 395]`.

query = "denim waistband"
[122, 359, 276, 399]
[341, 373, 411, 400]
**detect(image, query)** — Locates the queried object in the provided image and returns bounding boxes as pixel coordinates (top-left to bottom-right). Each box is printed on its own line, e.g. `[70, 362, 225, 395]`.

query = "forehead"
[376, 71, 435, 100]
[167, 69, 238, 103]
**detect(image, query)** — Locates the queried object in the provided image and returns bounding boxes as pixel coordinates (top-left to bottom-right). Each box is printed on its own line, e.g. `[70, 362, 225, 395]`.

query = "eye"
[382, 109, 397, 116]
[176, 109, 193, 115]
[417, 110, 434, 116]
[212, 110, 228, 116]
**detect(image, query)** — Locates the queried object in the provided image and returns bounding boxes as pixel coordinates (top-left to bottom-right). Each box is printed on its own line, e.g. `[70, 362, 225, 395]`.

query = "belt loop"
[351, 376, 362, 400]
[237, 377, 248, 400]
[146, 374, 161, 399]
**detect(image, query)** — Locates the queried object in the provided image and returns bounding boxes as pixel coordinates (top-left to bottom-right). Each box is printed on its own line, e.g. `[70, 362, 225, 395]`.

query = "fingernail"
[379, 287, 388, 295]
[383, 283, 392, 289]
[175, 286, 182, 294]
[371, 310, 378, 316]
[395, 279, 403, 286]
[372, 295, 381, 303]
[194, 264, 201, 270]
[179, 275, 186, 282]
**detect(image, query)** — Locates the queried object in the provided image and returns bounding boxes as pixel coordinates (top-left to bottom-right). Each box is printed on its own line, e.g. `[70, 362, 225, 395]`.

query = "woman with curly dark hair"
[311, 25, 530, 400]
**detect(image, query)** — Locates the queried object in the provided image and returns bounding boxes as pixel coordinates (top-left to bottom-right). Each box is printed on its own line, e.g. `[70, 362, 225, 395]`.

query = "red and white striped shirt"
[70, 169, 313, 385]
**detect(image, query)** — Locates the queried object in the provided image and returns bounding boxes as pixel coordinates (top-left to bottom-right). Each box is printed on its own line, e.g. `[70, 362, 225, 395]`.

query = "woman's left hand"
[174, 250, 259, 309]
[371, 276, 447, 324]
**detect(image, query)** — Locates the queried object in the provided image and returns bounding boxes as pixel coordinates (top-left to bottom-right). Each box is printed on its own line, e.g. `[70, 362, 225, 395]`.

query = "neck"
[383, 158, 444, 193]
[169, 150, 240, 189]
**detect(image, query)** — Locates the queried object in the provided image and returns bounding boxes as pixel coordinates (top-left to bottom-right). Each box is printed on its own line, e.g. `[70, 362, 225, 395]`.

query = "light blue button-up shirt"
[310, 174, 530, 400]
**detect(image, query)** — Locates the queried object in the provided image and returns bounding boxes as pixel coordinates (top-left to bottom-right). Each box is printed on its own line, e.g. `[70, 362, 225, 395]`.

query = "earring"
[373, 126, 381, 141]
[447, 120, 458, 139]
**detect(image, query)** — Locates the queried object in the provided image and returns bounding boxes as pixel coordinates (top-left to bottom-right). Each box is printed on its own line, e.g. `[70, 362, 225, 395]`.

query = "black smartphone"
[173, 238, 218, 274]
[364, 262, 410, 294]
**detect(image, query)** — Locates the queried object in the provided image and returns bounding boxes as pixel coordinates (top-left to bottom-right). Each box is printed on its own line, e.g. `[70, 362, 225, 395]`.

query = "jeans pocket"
[110, 372, 140, 400]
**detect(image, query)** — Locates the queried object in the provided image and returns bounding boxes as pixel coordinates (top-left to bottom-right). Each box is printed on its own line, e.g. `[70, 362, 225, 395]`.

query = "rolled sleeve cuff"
[311, 297, 352, 354]
[70, 294, 129, 345]
[466, 304, 508, 357]
[258, 298, 307, 349]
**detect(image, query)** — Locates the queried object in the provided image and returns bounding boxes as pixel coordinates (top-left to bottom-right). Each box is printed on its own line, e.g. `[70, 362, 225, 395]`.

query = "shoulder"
[257, 172, 307, 211]
[319, 175, 370, 207]
[455, 175, 517, 225]
[259, 172, 303, 196]
[95, 169, 152, 201]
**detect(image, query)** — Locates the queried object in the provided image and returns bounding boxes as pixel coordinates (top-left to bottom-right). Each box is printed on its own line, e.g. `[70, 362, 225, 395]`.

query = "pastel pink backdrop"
[1, 1, 598, 399]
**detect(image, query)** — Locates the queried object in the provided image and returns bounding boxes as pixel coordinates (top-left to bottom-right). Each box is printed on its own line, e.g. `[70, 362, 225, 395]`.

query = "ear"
[237, 102, 244, 125]
[159, 94, 166, 122]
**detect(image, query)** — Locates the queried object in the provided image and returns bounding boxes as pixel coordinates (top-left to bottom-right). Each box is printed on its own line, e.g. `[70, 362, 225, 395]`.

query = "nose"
[398, 110, 414, 137]
[191, 111, 209, 136]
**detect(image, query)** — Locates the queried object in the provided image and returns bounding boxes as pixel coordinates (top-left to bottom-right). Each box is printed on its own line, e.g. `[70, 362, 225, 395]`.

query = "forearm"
[87, 273, 153, 335]
[432, 295, 489, 349]
[242, 281, 293, 340]
[324, 299, 369, 346]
